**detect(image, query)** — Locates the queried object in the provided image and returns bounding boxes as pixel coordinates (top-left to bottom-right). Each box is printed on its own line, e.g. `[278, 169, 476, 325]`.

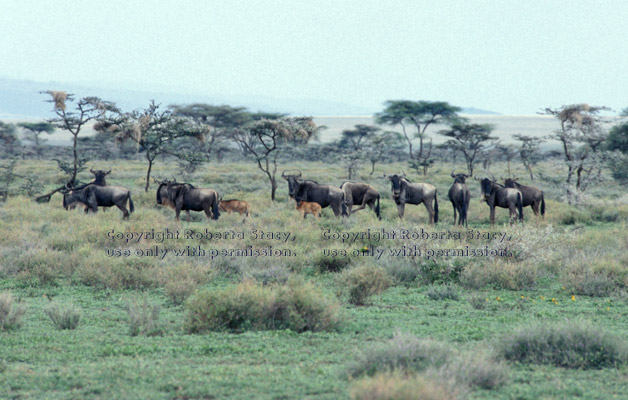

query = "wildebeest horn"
[401, 170, 406, 177]
[90, 168, 95, 173]
[473, 176, 481, 181]
[105, 169, 111, 175]
[451, 170, 456, 178]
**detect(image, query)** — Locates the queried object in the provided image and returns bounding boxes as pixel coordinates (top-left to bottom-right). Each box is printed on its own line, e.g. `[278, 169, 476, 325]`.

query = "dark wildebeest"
[63, 185, 134, 219]
[504, 178, 545, 217]
[156, 180, 220, 221]
[89, 168, 111, 186]
[448, 171, 470, 227]
[339, 181, 381, 220]
[385, 173, 439, 224]
[477, 177, 523, 225]
[293, 179, 348, 218]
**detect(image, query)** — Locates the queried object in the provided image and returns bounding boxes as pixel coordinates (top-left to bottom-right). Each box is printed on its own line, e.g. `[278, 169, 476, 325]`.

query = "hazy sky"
[2, 0, 627, 114]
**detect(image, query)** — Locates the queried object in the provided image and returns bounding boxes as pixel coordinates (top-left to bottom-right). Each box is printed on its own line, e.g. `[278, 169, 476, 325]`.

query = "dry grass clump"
[158, 263, 212, 305]
[0, 292, 27, 331]
[497, 321, 628, 369]
[561, 255, 628, 297]
[426, 285, 461, 301]
[460, 260, 537, 291]
[340, 265, 392, 305]
[347, 333, 455, 378]
[126, 298, 163, 336]
[45, 302, 81, 330]
[438, 351, 508, 390]
[184, 278, 340, 333]
[75, 257, 158, 290]
[349, 371, 460, 400]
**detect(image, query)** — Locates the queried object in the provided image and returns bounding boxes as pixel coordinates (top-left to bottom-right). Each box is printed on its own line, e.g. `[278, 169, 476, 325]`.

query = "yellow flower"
[606, 307, 611, 311]
[571, 295, 575, 301]
[496, 297, 501, 301]
[540, 296, 545, 300]
[521, 295, 524, 299]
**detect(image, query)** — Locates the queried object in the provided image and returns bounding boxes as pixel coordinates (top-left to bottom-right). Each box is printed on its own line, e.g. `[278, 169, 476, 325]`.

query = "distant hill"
[0, 77, 499, 118]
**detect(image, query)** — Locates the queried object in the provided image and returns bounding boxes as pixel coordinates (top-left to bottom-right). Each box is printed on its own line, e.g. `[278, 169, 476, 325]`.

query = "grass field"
[1, 160, 628, 399]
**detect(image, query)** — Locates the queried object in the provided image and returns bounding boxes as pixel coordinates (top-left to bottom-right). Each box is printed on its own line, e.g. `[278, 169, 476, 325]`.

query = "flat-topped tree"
[513, 134, 545, 180]
[0, 122, 20, 157]
[542, 104, 610, 202]
[232, 117, 318, 201]
[41, 91, 117, 186]
[375, 100, 462, 174]
[96, 100, 204, 191]
[438, 123, 498, 176]
[18, 122, 54, 159]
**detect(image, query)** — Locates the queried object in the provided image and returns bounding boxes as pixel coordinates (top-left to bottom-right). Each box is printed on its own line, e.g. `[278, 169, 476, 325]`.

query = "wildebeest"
[63, 185, 134, 219]
[339, 181, 381, 220]
[156, 180, 220, 221]
[296, 200, 322, 219]
[448, 171, 470, 227]
[504, 178, 545, 217]
[293, 179, 348, 217]
[219, 198, 251, 220]
[385, 173, 439, 224]
[477, 177, 523, 225]
[89, 168, 111, 186]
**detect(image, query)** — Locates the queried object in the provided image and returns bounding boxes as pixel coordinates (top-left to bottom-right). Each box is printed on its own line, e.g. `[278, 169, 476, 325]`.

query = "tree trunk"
[270, 177, 276, 201]
[145, 156, 153, 192]
[71, 133, 78, 184]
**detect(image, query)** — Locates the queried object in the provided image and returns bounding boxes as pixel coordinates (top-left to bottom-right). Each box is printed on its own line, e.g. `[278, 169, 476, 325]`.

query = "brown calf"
[219, 199, 250, 218]
[296, 200, 322, 219]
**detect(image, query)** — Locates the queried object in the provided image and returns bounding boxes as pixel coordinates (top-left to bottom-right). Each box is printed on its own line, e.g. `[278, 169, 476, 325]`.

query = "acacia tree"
[18, 122, 55, 159]
[375, 100, 462, 174]
[96, 101, 204, 191]
[232, 117, 318, 200]
[42, 91, 116, 185]
[438, 123, 497, 176]
[0, 122, 20, 158]
[542, 104, 609, 202]
[513, 134, 545, 180]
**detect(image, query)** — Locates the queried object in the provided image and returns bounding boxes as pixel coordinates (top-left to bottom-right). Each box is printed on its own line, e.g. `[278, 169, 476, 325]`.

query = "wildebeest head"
[386, 173, 406, 198]
[293, 180, 308, 203]
[504, 177, 519, 188]
[281, 170, 302, 198]
[90, 168, 111, 186]
[451, 170, 469, 184]
[155, 179, 182, 209]
[478, 177, 496, 201]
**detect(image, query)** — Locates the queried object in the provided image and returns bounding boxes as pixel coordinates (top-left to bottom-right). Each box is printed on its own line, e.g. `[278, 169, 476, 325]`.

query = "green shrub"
[0, 292, 27, 331]
[497, 321, 628, 368]
[341, 266, 392, 305]
[426, 285, 460, 301]
[76, 257, 158, 290]
[164, 278, 198, 306]
[184, 278, 340, 333]
[242, 264, 290, 285]
[347, 333, 455, 378]
[349, 371, 459, 400]
[418, 259, 465, 285]
[384, 261, 421, 286]
[313, 252, 352, 273]
[468, 294, 488, 310]
[561, 257, 628, 297]
[126, 298, 163, 336]
[45, 302, 81, 330]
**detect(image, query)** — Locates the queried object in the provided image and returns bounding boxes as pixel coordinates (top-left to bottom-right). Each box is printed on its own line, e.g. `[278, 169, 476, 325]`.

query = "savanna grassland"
[2, 159, 628, 400]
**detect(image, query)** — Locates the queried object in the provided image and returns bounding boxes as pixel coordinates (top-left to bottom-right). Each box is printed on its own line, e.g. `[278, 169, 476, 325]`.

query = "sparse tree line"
[0, 92, 627, 206]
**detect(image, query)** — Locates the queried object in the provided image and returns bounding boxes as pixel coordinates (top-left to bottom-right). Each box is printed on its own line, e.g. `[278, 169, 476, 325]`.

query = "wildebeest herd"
[61, 168, 546, 225]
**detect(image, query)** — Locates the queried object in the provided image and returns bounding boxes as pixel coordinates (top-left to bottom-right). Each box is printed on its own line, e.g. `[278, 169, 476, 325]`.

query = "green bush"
[497, 321, 628, 369]
[440, 352, 508, 390]
[184, 278, 340, 333]
[347, 333, 455, 378]
[341, 265, 392, 305]
[426, 285, 460, 301]
[0, 292, 27, 331]
[460, 261, 537, 291]
[313, 252, 352, 273]
[384, 260, 421, 286]
[45, 302, 81, 330]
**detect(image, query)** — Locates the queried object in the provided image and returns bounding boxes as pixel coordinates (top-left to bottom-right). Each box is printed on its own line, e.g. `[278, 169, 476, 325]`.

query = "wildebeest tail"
[517, 192, 523, 221]
[434, 191, 439, 224]
[212, 198, 220, 220]
[376, 195, 381, 220]
[63, 193, 67, 210]
[341, 201, 348, 217]
[129, 194, 135, 213]
[541, 194, 545, 216]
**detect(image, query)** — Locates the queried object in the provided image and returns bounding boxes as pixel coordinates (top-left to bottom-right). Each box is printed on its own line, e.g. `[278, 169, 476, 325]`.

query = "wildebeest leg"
[331, 203, 341, 217]
[424, 202, 435, 225]
[175, 207, 182, 221]
[508, 205, 517, 225]
[451, 201, 457, 225]
[490, 207, 495, 225]
[532, 201, 539, 216]
[116, 204, 130, 220]
[397, 203, 405, 219]
[204, 207, 212, 220]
